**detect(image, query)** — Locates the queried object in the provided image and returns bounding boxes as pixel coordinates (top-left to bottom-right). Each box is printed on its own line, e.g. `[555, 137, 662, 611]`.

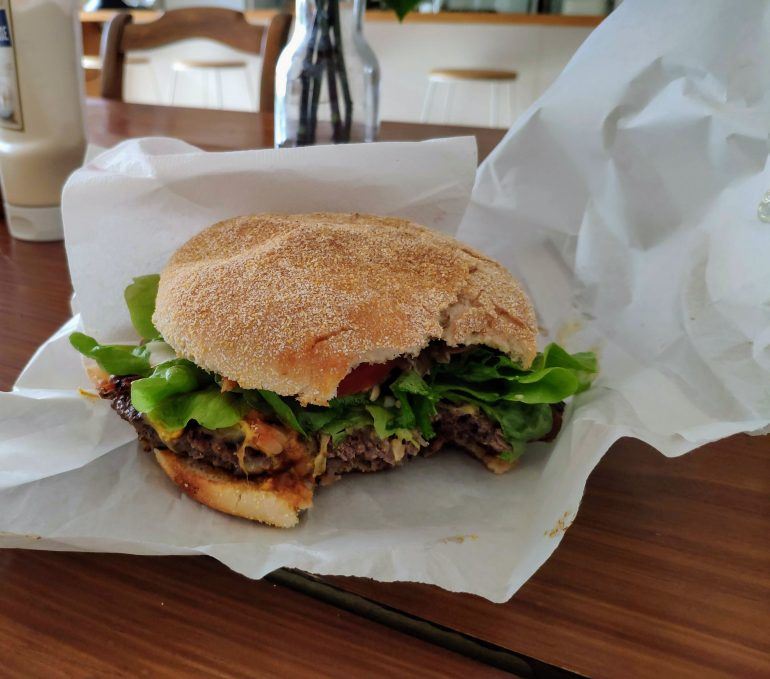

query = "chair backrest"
[100, 9, 292, 113]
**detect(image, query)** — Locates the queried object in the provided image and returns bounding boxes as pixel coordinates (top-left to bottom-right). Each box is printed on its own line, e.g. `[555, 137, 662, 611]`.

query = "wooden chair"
[100, 9, 292, 113]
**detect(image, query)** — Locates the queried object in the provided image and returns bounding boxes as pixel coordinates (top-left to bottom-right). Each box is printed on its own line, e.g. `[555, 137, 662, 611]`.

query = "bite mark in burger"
[72, 213, 597, 528]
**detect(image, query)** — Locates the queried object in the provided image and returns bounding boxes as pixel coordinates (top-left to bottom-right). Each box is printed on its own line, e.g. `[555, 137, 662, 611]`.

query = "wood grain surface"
[0, 550, 508, 677]
[85, 97, 505, 157]
[327, 434, 770, 678]
[119, 8, 267, 54]
[1, 100, 767, 678]
[0, 235, 71, 389]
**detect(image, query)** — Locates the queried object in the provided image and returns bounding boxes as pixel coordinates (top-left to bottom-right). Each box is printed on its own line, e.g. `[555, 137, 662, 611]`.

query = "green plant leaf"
[124, 274, 161, 341]
[381, 0, 422, 21]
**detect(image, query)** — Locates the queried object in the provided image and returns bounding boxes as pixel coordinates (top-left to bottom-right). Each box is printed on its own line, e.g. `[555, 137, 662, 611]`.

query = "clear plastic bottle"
[0, 0, 86, 241]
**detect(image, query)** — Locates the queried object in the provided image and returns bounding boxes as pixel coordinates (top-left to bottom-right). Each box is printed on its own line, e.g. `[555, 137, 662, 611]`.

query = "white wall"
[366, 21, 591, 126]
[123, 20, 592, 128]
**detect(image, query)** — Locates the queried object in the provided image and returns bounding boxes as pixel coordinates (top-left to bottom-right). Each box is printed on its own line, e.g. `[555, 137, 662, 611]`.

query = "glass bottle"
[274, 0, 380, 147]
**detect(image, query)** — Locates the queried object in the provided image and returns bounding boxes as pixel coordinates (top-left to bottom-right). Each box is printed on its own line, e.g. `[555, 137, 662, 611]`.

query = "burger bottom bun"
[154, 449, 313, 528]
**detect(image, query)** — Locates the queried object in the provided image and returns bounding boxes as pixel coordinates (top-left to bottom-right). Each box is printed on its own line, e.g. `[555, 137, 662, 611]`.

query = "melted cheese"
[77, 388, 99, 400]
[145, 414, 184, 448]
[313, 434, 330, 477]
[85, 363, 109, 386]
[231, 414, 295, 474]
[239, 416, 287, 455]
[391, 438, 405, 463]
[146, 410, 311, 479]
[452, 403, 479, 416]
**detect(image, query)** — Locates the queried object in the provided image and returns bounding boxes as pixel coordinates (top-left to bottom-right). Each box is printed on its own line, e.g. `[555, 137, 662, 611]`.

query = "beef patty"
[100, 377, 563, 483]
[101, 377, 280, 477]
[319, 429, 423, 485]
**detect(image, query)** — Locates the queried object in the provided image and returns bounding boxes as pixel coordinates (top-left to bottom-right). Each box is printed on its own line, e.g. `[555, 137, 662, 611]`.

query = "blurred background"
[81, 0, 623, 129]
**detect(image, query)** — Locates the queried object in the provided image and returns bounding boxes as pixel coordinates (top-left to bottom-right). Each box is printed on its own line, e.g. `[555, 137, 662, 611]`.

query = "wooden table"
[1, 99, 768, 678]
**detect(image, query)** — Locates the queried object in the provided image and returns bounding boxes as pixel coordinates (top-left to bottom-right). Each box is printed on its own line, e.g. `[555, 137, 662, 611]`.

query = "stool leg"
[442, 83, 454, 124]
[505, 82, 513, 127]
[147, 64, 162, 105]
[490, 82, 499, 127]
[243, 67, 256, 111]
[170, 69, 179, 106]
[421, 80, 436, 123]
[215, 69, 224, 109]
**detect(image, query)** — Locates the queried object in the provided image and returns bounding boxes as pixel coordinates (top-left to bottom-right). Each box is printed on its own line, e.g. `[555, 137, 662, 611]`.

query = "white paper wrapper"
[1, 0, 768, 601]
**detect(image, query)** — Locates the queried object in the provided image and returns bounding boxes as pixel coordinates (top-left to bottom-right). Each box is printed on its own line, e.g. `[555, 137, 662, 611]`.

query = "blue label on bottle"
[0, 2, 22, 130]
[0, 11, 11, 47]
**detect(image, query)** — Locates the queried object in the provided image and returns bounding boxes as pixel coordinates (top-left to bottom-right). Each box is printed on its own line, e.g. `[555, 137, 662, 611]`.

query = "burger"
[71, 213, 597, 527]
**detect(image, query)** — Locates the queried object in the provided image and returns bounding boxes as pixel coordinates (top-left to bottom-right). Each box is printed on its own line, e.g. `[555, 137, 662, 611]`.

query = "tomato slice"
[336, 361, 396, 397]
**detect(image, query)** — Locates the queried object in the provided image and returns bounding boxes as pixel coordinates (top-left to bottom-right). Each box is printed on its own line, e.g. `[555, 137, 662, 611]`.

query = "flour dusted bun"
[153, 213, 537, 405]
[154, 449, 313, 528]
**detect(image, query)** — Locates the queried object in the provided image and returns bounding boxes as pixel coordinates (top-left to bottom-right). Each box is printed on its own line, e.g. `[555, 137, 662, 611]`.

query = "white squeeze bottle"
[0, 0, 86, 241]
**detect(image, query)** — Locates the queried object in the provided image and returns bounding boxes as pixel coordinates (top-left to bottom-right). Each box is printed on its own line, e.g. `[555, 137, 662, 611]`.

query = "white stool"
[170, 60, 255, 111]
[421, 68, 518, 128]
[125, 55, 163, 104]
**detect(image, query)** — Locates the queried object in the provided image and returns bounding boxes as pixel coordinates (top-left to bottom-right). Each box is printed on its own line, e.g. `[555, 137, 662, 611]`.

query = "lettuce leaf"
[124, 274, 161, 341]
[318, 411, 373, 444]
[389, 371, 437, 438]
[70, 332, 151, 377]
[431, 344, 598, 405]
[297, 394, 380, 443]
[483, 401, 553, 461]
[255, 389, 307, 437]
[422, 343, 597, 458]
[297, 406, 339, 433]
[146, 386, 245, 431]
[365, 404, 396, 439]
[531, 343, 598, 394]
[130, 359, 210, 412]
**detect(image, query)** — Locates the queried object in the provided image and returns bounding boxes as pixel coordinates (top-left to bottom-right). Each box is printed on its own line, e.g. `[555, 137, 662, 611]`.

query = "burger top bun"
[153, 213, 537, 405]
